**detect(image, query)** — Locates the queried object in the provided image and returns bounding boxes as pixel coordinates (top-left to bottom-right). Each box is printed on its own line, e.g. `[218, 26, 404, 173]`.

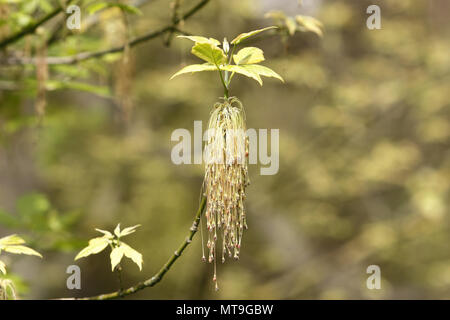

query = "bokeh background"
[0, 0, 449, 299]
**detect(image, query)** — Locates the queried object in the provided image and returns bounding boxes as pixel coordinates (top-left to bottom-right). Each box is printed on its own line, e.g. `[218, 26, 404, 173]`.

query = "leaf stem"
[215, 63, 229, 98]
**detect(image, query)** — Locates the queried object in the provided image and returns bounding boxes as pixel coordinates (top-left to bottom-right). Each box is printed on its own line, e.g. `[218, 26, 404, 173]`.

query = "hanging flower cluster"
[202, 97, 250, 290]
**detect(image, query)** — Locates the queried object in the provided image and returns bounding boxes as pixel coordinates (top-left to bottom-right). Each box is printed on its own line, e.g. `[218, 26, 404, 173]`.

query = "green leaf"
[191, 42, 227, 65]
[74, 237, 109, 260]
[221, 65, 262, 86]
[295, 15, 324, 37]
[177, 36, 221, 46]
[121, 243, 143, 271]
[120, 224, 141, 237]
[170, 64, 218, 80]
[240, 64, 285, 83]
[233, 47, 265, 65]
[230, 26, 277, 45]
[110, 246, 124, 271]
[0, 235, 25, 246]
[0, 260, 6, 275]
[1, 245, 42, 258]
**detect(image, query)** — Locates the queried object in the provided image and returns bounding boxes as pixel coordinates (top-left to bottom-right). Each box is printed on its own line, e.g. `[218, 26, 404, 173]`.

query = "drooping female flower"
[202, 97, 249, 290]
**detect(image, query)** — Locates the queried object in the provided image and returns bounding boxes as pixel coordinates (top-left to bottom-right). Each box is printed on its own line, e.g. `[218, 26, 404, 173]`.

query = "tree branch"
[1, 0, 210, 66]
[0, 6, 64, 50]
[61, 196, 206, 300]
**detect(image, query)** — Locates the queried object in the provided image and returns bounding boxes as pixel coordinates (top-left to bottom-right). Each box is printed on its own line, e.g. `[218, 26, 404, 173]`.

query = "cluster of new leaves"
[75, 224, 143, 272]
[0, 234, 42, 275]
[170, 26, 284, 86]
[265, 10, 324, 38]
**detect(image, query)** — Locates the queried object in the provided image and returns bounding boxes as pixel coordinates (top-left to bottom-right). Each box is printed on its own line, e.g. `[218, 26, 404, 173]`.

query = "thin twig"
[60, 196, 206, 300]
[1, 0, 210, 66]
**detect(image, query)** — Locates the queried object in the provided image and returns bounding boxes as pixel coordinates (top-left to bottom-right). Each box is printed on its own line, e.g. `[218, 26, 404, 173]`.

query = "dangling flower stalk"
[171, 26, 284, 290]
[203, 96, 249, 290]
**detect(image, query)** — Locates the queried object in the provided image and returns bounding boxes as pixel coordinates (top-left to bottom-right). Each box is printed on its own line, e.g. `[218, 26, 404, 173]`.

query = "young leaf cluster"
[0, 234, 42, 275]
[75, 224, 143, 272]
[170, 26, 284, 91]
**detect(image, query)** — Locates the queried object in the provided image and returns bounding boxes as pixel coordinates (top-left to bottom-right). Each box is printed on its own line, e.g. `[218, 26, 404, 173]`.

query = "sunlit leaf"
[114, 224, 121, 238]
[233, 47, 265, 65]
[170, 64, 218, 80]
[295, 15, 324, 37]
[221, 65, 262, 86]
[110, 246, 124, 271]
[2, 245, 42, 258]
[121, 243, 143, 271]
[95, 228, 114, 239]
[230, 26, 277, 45]
[264, 10, 287, 22]
[120, 224, 141, 237]
[241, 64, 284, 83]
[191, 42, 227, 65]
[286, 17, 297, 36]
[74, 237, 109, 260]
[0, 235, 25, 246]
[177, 36, 221, 46]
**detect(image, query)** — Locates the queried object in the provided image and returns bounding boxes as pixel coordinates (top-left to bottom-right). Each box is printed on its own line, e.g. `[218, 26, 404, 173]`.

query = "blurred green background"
[0, 0, 449, 299]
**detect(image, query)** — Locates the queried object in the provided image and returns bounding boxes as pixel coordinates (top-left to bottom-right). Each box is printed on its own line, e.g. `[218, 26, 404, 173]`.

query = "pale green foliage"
[233, 47, 265, 65]
[74, 224, 143, 272]
[296, 15, 324, 37]
[191, 42, 228, 65]
[230, 26, 277, 44]
[265, 10, 324, 37]
[0, 234, 42, 275]
[171, 27, 284, 87]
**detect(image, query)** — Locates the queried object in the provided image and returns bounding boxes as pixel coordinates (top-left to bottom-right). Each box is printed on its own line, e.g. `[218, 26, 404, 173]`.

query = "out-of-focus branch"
[1, 0, 210, 66]
[47, 0, 154, 47]
[0, 6, 64, 49]
[60, 196, 206, 300]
